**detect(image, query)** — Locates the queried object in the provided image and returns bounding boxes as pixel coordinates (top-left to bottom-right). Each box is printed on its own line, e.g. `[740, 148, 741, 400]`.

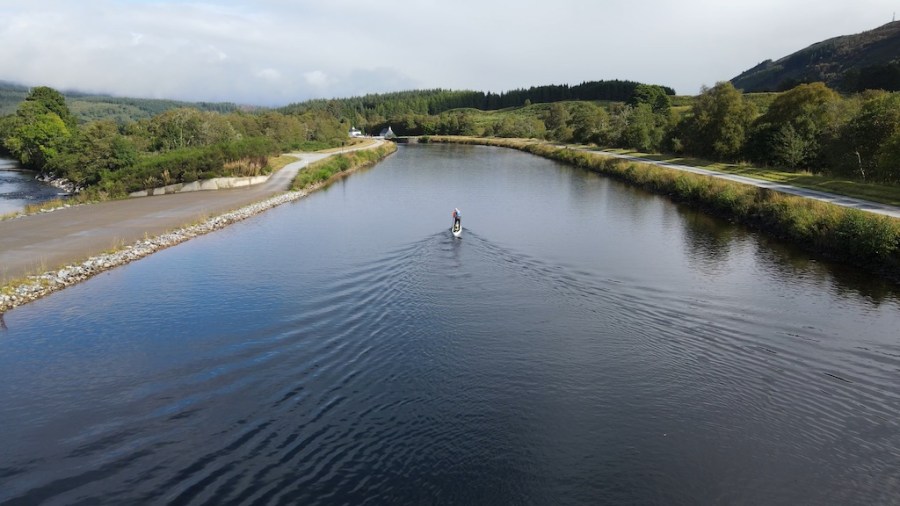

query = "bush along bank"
[291, 143, 397, 190]
[425, 136, 900, 280]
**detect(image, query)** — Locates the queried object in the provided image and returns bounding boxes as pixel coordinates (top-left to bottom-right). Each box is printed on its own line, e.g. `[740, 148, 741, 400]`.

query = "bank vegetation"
[426, 136, 900, 279]
[291, 143, 397, 191]
[0, 87, 350, 199]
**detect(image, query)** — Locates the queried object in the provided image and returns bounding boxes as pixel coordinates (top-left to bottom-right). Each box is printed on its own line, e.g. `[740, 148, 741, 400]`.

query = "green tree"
[4, 99, 72, 170]
[603, 103, 632, 146]
[629, 84, 671, 114]
[254, 111, 304, 149]
[623, 104, 665, 152]
[543, 102, 570, 132]
[24, 86, 77, 129]
[771, 123, 808, 168]
[47, 120, 137, 186]
[834, 91, 900, 181]
[748, 82, 844, 169]
[493, 116, 546, 138]
[876, 130, 900, 181]
[148, 108, 206, 151]
[569, 104, 608, 144]
[0, 115, 16, 155]
[682, 82, 757, 160]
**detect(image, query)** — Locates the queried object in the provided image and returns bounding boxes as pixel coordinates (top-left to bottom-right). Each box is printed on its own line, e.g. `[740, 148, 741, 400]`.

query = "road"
[585, 150, 900, 219]
[0, 143, 380, 282]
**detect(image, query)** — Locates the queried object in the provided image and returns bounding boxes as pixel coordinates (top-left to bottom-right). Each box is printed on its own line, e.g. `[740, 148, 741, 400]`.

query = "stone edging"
[129, 175, 271, 197]
[0, 188, 312, 313]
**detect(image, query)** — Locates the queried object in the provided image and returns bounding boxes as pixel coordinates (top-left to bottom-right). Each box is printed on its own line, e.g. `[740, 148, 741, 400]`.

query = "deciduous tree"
[683, 82, 757, 160]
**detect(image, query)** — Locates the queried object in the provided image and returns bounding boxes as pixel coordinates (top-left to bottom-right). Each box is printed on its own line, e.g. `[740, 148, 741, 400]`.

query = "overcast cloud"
[0, 0, 896, 105]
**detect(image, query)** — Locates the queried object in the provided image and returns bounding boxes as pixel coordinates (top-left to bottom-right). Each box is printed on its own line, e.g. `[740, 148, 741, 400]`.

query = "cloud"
[303, 70, 330, 89]
[257, 68, 281, 82]
[0, 0, 897, 104]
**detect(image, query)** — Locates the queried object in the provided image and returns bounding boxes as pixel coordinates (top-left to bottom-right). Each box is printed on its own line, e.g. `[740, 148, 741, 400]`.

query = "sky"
[0, 0, 897, 106]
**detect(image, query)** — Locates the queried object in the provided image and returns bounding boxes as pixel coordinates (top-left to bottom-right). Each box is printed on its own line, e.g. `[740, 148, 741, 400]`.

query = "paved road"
[585, 150, 900, 219]
[0, 144, 377, 282]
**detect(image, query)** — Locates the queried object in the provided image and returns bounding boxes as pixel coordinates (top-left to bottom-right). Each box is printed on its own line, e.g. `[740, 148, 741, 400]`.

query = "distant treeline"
[765, 62, 900, 94]
[0, 86, 348, 198]
[426, 136, 900, 279]
[357, 81, 900, 184]
[0, 81, 244, 122]
[841, 62, 900, 93]
[4, 77, 900, 200]
[280, 80, 675, 131]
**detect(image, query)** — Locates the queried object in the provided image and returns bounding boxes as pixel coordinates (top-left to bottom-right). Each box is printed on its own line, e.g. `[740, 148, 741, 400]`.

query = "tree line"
[4, 80, 899, 199]
[0, 81, 245, 122]
[371, 82, 900, 183]
[279, 80, 674, 134]
[0, 87, 347, 196]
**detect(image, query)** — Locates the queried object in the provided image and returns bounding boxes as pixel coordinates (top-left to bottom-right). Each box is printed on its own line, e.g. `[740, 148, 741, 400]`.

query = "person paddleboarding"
[451, 208, 462, 238]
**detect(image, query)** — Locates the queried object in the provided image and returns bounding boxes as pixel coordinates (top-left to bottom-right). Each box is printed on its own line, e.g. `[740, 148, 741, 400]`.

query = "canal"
[1, 144, 898, 505]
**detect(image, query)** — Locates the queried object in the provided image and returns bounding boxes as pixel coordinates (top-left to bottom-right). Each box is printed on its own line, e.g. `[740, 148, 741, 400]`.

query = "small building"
[379, 126, 396, 139]
[349, 127, 362, 138]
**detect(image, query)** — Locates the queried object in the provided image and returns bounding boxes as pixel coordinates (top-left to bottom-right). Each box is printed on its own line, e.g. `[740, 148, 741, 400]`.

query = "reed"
[291, 144, 397, 191]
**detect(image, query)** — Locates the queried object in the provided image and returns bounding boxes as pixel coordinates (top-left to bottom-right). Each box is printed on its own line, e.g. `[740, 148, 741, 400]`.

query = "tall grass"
[291, 144, 397, 191]
[426, 136, 900, 278]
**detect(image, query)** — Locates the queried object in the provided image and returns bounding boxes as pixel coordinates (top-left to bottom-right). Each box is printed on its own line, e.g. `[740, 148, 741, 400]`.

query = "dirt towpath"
[584, 149, 900, 219]
[0, 144, 377, 282]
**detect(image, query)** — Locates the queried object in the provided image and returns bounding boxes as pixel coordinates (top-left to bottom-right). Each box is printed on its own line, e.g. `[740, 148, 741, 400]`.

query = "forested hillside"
[0, 81, 244, 121]
[731, 21, 900, 93]
[0, 86, 347, 198]
[4, 73, 900, 201]
[280, 80, 675, 134]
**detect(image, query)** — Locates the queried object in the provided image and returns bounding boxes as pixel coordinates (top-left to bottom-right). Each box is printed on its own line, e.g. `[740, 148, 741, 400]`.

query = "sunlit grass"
[593, 148, 900, 207]
[291, 143, 397, 190]
[427, 136, 900, 278]
[268, 155, 301, 173]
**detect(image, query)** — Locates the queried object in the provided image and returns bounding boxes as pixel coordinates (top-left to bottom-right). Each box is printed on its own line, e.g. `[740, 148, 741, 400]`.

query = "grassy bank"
[425, 136, 900, 279]
[1, 151, 309, 222]
[291, 143, 397, 191]
[596, 148, 900, 207]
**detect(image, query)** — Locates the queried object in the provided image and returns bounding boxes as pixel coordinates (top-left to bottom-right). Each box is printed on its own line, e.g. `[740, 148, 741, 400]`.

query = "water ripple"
[2, 148, 899, 505]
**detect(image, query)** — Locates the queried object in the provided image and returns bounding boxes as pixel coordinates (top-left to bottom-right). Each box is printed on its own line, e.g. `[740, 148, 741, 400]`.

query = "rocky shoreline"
[36, 173, 81, 194]
[0, 188, 312, 313]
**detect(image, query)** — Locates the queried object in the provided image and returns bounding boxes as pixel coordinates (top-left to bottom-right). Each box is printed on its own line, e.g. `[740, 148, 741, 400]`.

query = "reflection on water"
[674, 197, 900, 305]
[0, 144, 898, 505]
[677, 208, 741, 273]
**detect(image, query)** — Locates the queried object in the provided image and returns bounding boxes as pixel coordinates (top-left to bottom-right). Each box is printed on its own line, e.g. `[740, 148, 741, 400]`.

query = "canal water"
[0, 157, 65, 215]
[1, 144, 898, 505]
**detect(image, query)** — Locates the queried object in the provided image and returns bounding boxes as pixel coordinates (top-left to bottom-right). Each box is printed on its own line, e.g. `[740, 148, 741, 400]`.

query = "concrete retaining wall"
[130, 175, 270, 197]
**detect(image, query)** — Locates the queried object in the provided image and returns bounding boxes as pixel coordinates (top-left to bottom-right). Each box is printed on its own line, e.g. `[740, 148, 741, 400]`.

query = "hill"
[0, 81, 247, 122]
[730, 21, 900, 93]
[279, 80, 675, 124]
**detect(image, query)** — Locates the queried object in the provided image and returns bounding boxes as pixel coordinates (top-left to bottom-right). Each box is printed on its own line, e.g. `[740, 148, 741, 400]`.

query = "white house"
[349, 127, 363, 138]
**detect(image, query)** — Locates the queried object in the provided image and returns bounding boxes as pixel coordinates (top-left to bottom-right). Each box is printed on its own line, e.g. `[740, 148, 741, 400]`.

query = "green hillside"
[0, 81, 245, 122]
[731, 21, 900, 93]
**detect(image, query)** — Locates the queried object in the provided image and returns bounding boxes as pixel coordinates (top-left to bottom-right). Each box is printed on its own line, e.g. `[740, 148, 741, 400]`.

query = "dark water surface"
[0, 158, 65, 215]
[1, 144, 899, 505]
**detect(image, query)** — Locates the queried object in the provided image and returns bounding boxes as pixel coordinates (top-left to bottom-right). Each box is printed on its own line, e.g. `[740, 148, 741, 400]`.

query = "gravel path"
[0, 142, 382, 311]
[586, 150, 900, 219]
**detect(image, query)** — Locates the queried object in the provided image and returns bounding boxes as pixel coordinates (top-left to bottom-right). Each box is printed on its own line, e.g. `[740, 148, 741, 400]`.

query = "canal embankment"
[0, 142, 395, 313]
[424, 136, 900, 280]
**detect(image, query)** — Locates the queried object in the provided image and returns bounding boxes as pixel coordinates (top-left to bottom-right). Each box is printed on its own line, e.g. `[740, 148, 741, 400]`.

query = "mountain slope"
[731, 21, 900, 92]
[0, 81, 245, 121]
